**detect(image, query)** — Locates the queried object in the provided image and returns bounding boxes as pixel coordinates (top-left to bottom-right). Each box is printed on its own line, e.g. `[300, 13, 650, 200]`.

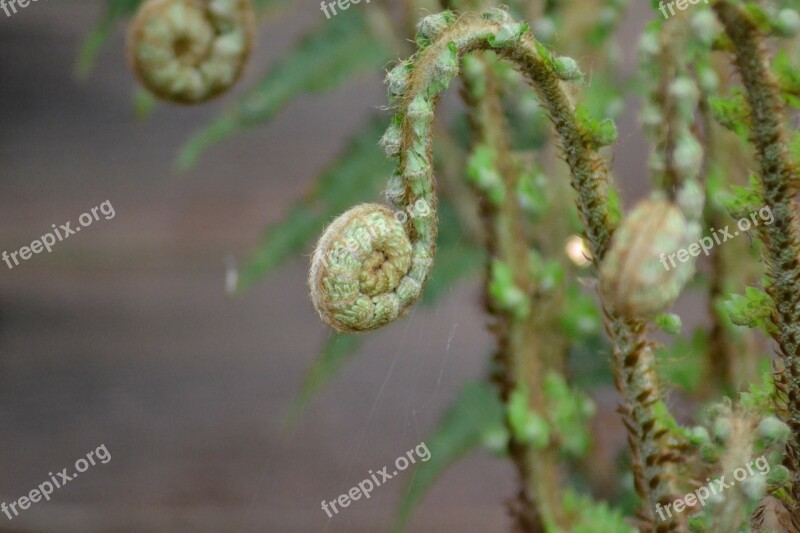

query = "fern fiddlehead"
[309, 10, 614, 333]
[309, 10, 694, 529]
[127, 0, 255, 104]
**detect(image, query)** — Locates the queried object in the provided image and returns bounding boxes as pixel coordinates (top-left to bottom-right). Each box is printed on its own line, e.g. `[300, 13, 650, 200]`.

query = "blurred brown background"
[0, 1, 660, 531]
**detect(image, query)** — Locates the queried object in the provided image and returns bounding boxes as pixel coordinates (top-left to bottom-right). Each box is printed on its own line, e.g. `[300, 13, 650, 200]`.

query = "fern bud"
[384, 173, 405, 209]
[690, 10, 720, 46]
[553, 56, 582, 81]
[407, 94, 434, 123]
[776, 9, 800, 37]
[673, 132, 703, 181]
[757, 415, 790, 444]
[417, 11, 454, 41]
[600, 199, 696, 317]
[491, 22, 526, 47]
[637, 31, 660, 63]
[697, 65, 719, 93]
[712, 416, 733, 442]
[379, 122, 402, 157]
[676, 179, 704, 221]
[669, 77, 699, 119]
[482, 8, 513, 24]
[386, 62, 411, 99]
[432, 45, 459, 86]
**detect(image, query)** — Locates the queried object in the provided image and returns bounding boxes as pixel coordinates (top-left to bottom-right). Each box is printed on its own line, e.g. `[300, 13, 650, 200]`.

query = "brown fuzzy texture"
[713, 0, 800, 506]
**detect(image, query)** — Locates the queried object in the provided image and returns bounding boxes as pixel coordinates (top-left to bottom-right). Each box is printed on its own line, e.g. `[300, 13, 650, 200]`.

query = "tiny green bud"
[492, 22, 525, 47]
[553, 56, 583, 81]
[673, 133, 703, 181]
[741, 474, 766, 502]
[776, 9, 800, 37]
[433, 45, 459, 86]
[416, 12, 453, 41]
[407, 95, 433, 123]
[697, 66, 719, 93]
[379, 122, 402, 157]
[593, 118, 618, 147]
[767, 464, 791, 485]
[713, 416, 733, 442]
[489, 260, 529, 319]
[483, 8, 513, 24]
[655, 313, 682, 335]
[637, 32, 660, 63]
[669, 77, 700, 117]
[687, 426, 710, 445]
[386, 62, 410, 99]
[676, 179, 705, 221]
[757, 415, 790, 444]
[522, 413, 550, 448]
[690, 10, 720, 46]
[384, 173, 405, 208]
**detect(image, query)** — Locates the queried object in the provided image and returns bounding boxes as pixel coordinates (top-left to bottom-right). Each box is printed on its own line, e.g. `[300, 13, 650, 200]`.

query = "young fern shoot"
[128, 0, 256, 104]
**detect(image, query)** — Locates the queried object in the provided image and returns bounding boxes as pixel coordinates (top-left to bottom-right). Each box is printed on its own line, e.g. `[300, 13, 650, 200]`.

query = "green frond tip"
[177, 9, 391, 169]
[393, 381, 504, 532]
[75, 0, 142, 79]
[284, 332, 361, 428]
[561, 489, 636, 533]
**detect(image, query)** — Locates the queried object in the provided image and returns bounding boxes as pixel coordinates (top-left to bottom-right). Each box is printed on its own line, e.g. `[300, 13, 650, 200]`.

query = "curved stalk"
[461, 52, 568, 531]
[713, 0, 800, 506]
[309, 10, 687, 529]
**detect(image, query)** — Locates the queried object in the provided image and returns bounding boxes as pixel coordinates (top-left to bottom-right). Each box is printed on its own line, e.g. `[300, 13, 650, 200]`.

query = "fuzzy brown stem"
[713, 0, 800, 504]
[462, 53, 568, 532]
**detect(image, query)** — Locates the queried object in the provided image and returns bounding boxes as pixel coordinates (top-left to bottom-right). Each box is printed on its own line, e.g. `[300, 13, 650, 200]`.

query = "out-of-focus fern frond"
[235, 119, 392, 292]
[178, 10, 392, 169]
[76, 0, 295, 79]
[394, 381, 504, 532]
[75, 0, 141, 79]
[285, 332, 361, 427]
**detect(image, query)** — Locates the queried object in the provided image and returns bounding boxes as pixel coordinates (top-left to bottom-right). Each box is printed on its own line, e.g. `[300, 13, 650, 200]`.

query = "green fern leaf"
[394, 381, 504, 532]
[284, 332, 361, 427]
[75, 0, 141, 79]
